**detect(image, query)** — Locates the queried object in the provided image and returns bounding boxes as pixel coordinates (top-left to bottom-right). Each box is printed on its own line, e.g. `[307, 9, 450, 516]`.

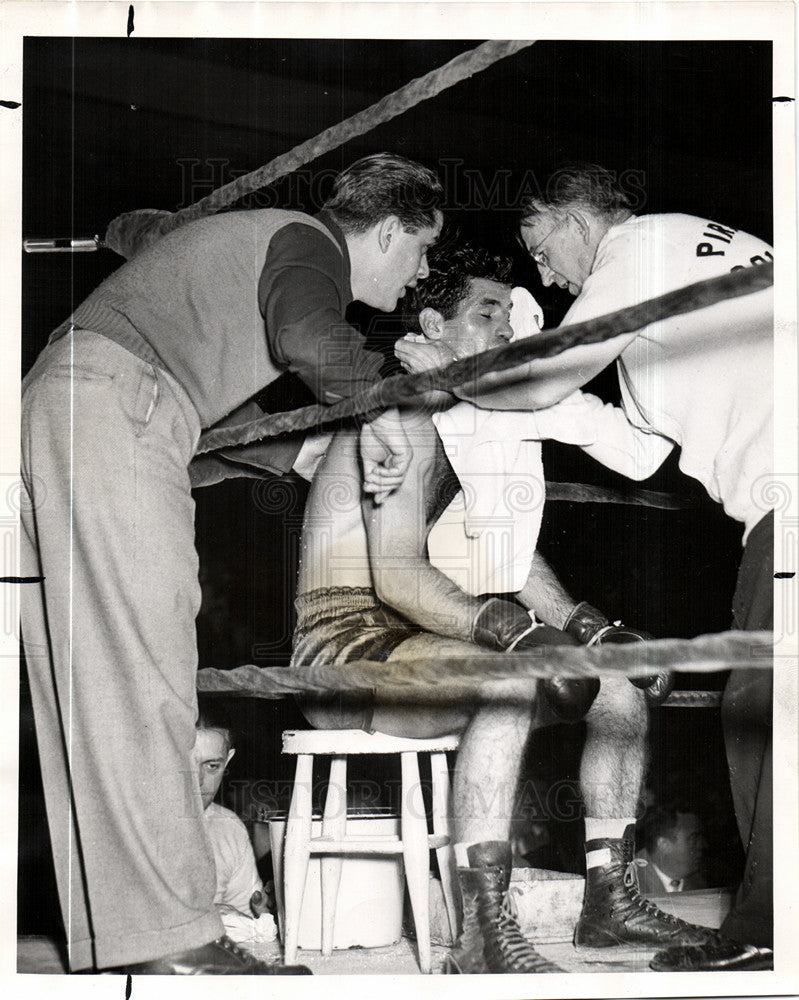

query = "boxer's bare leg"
[580, 675, 647, 817]
[374, 634, 539, 843]
[369, 634, 476, 740]
[452, 682, 536, 844]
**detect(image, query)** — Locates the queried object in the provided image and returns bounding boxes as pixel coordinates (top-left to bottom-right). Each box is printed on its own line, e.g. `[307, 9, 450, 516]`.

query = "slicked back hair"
[323, 153, 443, 235]
[196, 713, 232, 756]
[519, 162, 634, 225]
[638, 801, 699, 854]
[403, 232, 513, 334]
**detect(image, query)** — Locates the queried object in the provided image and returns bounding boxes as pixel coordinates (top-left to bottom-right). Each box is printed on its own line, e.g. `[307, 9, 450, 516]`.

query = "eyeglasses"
[528, 215, 566, 268]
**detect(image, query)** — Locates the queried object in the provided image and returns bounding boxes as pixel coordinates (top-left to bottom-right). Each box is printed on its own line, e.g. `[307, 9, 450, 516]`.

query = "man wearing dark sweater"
[19, 153, 442, 974]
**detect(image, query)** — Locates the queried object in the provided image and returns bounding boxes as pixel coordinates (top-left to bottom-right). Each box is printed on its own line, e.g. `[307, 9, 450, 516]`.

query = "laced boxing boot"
[444, 841, 562, 974]
[443, 866, 490, 974]
[574, 830, 713, 949]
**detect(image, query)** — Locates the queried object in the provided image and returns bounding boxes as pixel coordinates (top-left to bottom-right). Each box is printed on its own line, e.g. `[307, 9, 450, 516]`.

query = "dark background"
[19, 38, 771, 933]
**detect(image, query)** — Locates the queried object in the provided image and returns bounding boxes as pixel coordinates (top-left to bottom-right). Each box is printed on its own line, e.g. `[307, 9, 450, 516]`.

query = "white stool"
[277, 729, 460, 973]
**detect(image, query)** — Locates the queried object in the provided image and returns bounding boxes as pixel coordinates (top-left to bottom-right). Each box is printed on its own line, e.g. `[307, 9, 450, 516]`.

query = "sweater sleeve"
[188, 399, 306, 485]
[260, 223, 384, 403]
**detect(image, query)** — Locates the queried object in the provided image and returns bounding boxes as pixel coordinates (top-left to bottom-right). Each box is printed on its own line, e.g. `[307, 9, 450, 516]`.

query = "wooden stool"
[277, 729, 460, 973]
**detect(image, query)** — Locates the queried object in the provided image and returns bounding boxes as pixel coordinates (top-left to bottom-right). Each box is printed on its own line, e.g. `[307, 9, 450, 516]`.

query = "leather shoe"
[123, 935, 313, 975]
[651, 934, 773, 972]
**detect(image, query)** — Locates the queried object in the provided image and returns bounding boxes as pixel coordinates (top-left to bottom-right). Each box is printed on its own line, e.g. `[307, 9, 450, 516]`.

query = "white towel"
[426, 287, 548, 596]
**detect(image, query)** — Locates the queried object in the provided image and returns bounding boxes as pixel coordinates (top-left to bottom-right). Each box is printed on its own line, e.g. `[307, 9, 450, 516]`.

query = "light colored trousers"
[20, 330, 223, 970]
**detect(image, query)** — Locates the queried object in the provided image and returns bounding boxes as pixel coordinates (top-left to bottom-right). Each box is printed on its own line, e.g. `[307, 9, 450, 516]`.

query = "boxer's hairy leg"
[453, 688, 535, 845]
[580, 675, 648, 817]
[375, 633, 540, 844]
[369, 633, 476, 739]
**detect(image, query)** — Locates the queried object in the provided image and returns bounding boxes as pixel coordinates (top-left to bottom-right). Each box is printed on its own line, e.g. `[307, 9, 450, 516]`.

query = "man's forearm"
[371, 554, 484, 642]
[456, 365, 574, 411]
[515, 550, 576, 630]
[456, 321, 637, 411]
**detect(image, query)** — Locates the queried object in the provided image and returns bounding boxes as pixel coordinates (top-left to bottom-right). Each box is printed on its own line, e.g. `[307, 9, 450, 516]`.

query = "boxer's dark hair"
[403, 231, 512, 333]
[323, 153, 443, 234]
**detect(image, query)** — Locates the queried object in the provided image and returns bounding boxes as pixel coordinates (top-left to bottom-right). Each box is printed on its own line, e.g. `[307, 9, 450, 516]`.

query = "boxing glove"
[563, 601, 674, 705]
[471, 598, 600, 721]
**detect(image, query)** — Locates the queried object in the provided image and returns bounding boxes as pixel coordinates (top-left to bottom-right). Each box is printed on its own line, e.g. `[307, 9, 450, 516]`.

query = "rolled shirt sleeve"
[259, 222, 384, 403]
[529, 390, 675, 480]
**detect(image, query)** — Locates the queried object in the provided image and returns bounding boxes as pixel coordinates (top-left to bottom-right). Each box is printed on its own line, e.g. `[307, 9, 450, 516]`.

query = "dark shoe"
[444, 841, 561, 974]
[124, 936, 313, 975]
[651, 934, 773, 971]
[575, 835, 713, 949]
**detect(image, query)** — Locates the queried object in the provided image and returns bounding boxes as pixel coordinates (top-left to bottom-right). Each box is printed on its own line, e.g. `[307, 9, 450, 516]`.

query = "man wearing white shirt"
[192, 719, 279, 952]
[443, 164, 774, 972]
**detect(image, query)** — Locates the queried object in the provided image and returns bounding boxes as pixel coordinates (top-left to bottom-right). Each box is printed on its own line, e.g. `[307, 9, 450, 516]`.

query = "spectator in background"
[193, 717, 279, 954]
[635, 803, 708, 896]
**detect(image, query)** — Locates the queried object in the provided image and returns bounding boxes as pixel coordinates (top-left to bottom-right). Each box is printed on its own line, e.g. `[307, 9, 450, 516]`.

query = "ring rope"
[103, 40, 535, 256]
[544, 482, 693, 510]
[196, 630, 773, 702]
[657, 689, 724, 708]
[196, 263, 773, 454]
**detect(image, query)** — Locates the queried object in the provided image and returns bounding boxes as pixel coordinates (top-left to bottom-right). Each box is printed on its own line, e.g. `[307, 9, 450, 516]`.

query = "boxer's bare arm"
[515, 550, 577, 631]
[296, 430, 374, 595]
[361, 411, 484, 641]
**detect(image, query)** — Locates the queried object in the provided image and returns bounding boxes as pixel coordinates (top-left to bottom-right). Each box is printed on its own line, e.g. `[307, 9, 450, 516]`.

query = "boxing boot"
[444, 841, 562, 973]
[442, 866, 489, 974]
[574, 831, 712, 949]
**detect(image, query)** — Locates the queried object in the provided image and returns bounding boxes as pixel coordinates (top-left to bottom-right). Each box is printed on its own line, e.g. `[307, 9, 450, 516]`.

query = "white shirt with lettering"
[560, 214, 774, 542]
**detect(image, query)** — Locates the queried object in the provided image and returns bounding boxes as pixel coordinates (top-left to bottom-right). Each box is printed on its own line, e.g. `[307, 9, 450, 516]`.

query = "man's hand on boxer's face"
[395, 336, 457, 374]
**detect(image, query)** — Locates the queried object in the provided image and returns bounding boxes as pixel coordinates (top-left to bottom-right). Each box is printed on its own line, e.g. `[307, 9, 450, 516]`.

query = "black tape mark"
[1, 100, 22, 109]
[773, 96, 795, 102]
[774, 572, 795, 579]
[0, 576, 44, 584]
[127, 5, 134, 36]
[125, 973, 133, 998]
